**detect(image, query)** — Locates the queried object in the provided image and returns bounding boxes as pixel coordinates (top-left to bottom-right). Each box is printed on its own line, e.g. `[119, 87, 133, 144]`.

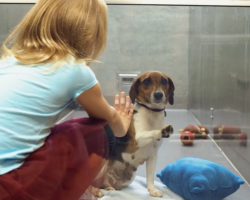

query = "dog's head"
[129, 71, 175, 107]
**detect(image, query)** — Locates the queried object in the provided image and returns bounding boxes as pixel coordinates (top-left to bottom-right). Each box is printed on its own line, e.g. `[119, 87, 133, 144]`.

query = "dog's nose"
[154, 91, 163, 100]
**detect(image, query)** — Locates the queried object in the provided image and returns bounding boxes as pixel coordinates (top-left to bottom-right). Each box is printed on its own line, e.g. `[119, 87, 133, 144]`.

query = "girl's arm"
[76, 83, 133, 137]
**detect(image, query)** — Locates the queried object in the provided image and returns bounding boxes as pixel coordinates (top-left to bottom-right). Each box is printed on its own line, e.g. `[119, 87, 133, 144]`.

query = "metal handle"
[210, 108, 214, 119]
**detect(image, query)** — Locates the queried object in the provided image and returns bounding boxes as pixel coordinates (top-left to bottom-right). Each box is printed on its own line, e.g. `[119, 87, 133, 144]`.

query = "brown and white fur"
[97, 71, 175, 197]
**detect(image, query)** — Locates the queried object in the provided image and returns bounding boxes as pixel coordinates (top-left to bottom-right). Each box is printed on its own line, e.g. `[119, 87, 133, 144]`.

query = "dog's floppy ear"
[168, 77, 175, 105]
[129, 77, 140, 104]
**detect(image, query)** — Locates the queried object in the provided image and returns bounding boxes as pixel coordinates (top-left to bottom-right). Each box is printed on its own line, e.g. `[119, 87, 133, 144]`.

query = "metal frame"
[0, 0, 250, 6]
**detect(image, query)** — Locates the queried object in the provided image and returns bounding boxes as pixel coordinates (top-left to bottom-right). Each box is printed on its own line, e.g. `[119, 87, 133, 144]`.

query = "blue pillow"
[156, 157, 244, 200]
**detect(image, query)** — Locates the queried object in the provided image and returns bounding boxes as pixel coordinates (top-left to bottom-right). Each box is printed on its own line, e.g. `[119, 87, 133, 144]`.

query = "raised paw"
[161, 124, 174, 138]
[148, 188, 163, 197]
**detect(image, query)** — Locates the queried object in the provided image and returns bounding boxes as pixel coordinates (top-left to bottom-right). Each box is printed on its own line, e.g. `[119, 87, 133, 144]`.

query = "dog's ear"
[129, 77, 140, 104]
[168, 77, 175, 105]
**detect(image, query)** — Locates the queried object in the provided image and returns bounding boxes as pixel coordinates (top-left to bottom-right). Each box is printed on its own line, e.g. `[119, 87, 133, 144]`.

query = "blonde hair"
[1, 0, 107, 66]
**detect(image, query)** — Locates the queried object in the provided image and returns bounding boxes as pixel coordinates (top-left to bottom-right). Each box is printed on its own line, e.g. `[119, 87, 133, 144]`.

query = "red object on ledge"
[213, 125, 248, 146]
[178, 125, 209, 139]
[180, 131, 195, 146]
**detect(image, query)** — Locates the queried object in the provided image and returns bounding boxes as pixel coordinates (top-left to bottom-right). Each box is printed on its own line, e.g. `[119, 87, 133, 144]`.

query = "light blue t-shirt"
[0, 56, 98, 175]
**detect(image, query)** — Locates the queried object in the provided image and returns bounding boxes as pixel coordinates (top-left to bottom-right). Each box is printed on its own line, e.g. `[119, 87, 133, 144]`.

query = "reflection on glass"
[0, 3, 250, 199]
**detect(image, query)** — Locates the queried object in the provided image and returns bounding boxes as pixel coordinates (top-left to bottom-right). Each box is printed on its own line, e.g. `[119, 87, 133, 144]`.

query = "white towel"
[80, 176, 184, 200]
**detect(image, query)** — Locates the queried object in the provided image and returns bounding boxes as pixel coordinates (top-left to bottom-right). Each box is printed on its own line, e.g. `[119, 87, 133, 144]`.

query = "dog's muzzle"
[154, 91, 164, 101]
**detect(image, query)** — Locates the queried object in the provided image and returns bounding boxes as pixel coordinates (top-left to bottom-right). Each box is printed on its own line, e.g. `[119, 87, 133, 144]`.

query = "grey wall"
[0, 4, 33, 43]
[189, 6, 250, 183]
[90, 5, 189, 108]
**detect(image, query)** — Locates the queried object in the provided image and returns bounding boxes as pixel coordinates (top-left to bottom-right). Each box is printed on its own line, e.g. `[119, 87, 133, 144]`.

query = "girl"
[0, 0, 133, 199]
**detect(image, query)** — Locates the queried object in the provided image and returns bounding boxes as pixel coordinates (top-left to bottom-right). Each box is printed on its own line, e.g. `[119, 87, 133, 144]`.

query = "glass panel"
[189, 6, 250, 186]
[91, 5, 189, 108]
[1, 3, 250, 199]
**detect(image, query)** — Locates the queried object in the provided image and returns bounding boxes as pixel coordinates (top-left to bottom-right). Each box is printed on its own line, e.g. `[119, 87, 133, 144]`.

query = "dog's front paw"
[105, 186, 116, 191]
[148, 187, 163, 197]
[161, 124, 174, 138]
[90, 186, 104, 197]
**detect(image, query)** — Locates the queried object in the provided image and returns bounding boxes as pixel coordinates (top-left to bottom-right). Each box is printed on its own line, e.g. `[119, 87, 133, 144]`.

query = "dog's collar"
[136, 101, 167, 117]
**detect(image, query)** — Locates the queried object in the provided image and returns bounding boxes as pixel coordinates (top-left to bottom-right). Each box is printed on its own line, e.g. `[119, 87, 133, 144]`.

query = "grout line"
[188, 110, 201, 125]
[209, 135, 250, 187]
[208, 134, 250, 188]
[188, 110, 250, 188]
[56, 110, 75, 124]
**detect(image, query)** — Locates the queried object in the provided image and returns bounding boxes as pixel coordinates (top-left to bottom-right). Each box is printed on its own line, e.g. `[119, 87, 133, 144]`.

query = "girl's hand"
[114, 92, 133, 134]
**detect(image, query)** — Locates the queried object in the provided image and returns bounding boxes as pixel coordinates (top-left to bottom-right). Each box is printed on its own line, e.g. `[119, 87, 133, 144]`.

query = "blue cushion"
[156, 157, 244, 200]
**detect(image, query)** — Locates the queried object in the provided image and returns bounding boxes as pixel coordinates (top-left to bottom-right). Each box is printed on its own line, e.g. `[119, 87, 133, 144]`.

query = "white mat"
[80, 176, 184, 200]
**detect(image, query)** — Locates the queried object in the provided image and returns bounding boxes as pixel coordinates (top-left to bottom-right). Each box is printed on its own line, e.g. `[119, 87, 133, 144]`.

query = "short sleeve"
[71, 63, 98, 99]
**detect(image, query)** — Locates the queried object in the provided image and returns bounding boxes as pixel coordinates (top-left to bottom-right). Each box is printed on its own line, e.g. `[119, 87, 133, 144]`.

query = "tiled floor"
[59, 109, 250, 200]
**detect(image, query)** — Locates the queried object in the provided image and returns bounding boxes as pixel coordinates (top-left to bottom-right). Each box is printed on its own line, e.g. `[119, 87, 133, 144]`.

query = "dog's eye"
[143, 79, 151, 86]
[161, 78, 168, 85]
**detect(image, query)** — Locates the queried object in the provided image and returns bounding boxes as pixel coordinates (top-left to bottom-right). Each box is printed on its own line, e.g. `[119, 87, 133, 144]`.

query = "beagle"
[100, 71, 175, 197]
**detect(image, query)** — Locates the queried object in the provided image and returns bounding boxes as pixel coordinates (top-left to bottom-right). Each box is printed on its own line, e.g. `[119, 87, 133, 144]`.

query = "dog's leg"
[146, 152, 163, 197]
[135, 130, 162, 147]
[89, 186, 104, 198]
[90, 160, 108, 197]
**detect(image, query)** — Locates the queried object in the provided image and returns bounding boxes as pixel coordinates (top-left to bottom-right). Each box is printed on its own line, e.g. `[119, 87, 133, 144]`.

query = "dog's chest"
[124, 142, 162, 167]
[122, 108, 165, 167]
[134, 107, 164, 130]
